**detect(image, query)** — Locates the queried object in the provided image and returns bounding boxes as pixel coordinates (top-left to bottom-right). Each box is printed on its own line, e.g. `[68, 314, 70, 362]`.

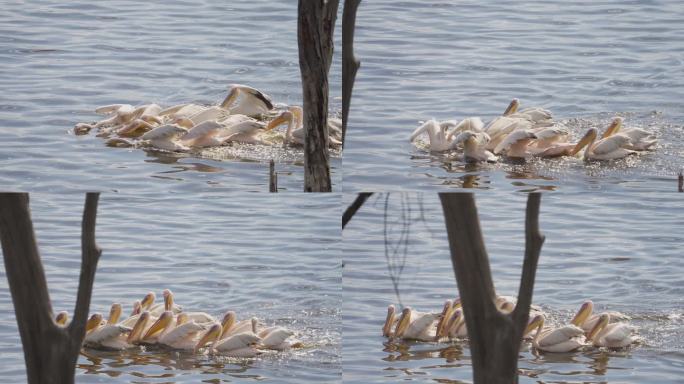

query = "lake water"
[344, 0, 684, 192]
[342, 192, 684, 383]
[0, 193, 341, 383]
[0, 0, 341, 193]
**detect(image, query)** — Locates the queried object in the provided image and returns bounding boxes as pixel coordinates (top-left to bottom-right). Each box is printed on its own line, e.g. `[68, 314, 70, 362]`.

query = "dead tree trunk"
[342, 0, 361, 149]
[0, 193, 102, 384]
[269, 159, 278, 193]
[439, 193, 544, 384]
[298, 0, 339, 192]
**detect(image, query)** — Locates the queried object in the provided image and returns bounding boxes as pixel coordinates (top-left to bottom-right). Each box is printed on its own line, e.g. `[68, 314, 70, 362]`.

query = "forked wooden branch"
[342, 192, 372, 229]
[439, 192, 544, 383]
[0, 192, 102, 384]
[342, 0, 361, 148]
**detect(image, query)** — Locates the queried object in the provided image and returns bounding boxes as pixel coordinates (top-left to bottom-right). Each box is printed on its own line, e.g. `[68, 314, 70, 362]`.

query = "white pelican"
[394, 307, 439, 341]
[146, 312, 214, 350]
[140, 124, 190, 152]
[493, 129, 538, 158]
[526, 314, 586, 353]
[410, 119, 454, 152]
[434, 300, 455, 341]
[586, 313, 636, 348]
[197, 324, 262, 357]
[382, 305, 397, 337]
[570, 300, 632, 333]
[601, 117, 657, 150]
[451, 131, 497, 163]
[93, 104, 140, 128]
[220, 84, 274, 117]
[575, 127, 636, 160]
[529, 126, 569, 153]
[152, 289, 212, 323]
[83, 305, 139, 350]
[267, 106, 342, 147]
[126, 311, 153, 345]
[183, 120, 269, 146]
[255, 321, 300, 351]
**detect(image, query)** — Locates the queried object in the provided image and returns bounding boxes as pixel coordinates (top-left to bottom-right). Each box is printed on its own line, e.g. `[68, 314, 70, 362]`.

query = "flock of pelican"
[410, 99, 657, 162]
[74, 84, 343, 151]
[56, 289, 301, 357]
[383, 296, 638, 353]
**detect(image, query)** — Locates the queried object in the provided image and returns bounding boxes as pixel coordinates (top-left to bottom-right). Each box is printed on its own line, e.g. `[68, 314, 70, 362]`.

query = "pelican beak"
[86, 313, 103, 333]
[452, 298, 462, 310]
[382, 305, 396, 337]
[601, 117, 623, 139]
[127, 311, 150, 344]
[446, 309, 462, 335]
[131, 300, 141, 316]
[143, 311, 172, 340]
[570, 301, 593, 327]
[524, 314, 544, 336]
[55, 311, 69, 326]
[571, 129, 596, 155]
[108, 303, 122, 324]
[436, 300, 453, 337]
[220, 87, 239, 109]
[503, 98, 520, 116]
[196, 323, 222, 352]
[141, 292, 155, 310]
[267, 112, 291, 131]
[587, 314, 609, 341]
[163, 289, 174, 311]
[220, 311, 236, 339]
[394, 308, 412, 337]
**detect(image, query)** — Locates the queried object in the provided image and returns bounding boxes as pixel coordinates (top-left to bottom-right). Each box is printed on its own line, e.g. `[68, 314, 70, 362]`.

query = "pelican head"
[196, 323, 222, 352]
[55, 311, 69, 326]
[86, 313, 103, 333]
[143, 311, 173, 341]
[436, 300, 453, 338]
[524, 314, 545, 337]
[382, 305, 396, 337]
[394, 307, 412, 338]
[571, 128, 598, 156]
[127, 311, 151, 344]
[570, 300, 594, 327]
[503, 98, 520, 116]
[267, 110, 294, 131]
[446, 308, 464, 337]
[499, 301, 515, 314]
[163, 289, 174, 311]
[108, 303, 122, 324]
[601, 116, 623, 139]
[587, 313, 610, 341]
[141, 292, 155, 310]
[220, 311, 236, 339]
[130, 300, 142, 316]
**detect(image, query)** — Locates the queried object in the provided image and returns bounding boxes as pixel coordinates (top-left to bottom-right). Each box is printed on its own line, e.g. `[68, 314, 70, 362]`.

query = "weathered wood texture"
[269, 159, 278, 193]
[342, 0, 361, 149]
[0, 193, 102, 384]
[298, 0, 340, 192]
[678, 171, 683, 192]
[439, 193, 544, 384]
[342, 192, 372, 229]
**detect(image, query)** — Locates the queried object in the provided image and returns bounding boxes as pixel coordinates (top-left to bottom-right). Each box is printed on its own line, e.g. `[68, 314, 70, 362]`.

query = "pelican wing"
[95, 104, 132, 115]
[185, 312, 216, 324]
[161, 322, 206, 346]
[537, 325, 583, 347]
[602, 323, 634, 344]
[181, 121, 225, 141]
[189, 106, 230, 125]
[215, 332, 261, 351]
[591, 134, 631, 155]
[86, 325, 131, 344]
[410, 120, 438, 142]
[141, 125, 188, 141]
[260, 328, 294, 347]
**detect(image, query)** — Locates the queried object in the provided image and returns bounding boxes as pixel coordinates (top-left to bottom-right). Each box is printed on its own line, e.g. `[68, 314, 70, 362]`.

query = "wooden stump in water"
[298, 0, 339, 192]
[678, 171, 683, 192]
[269, 159, 278, 193]
[0, 193, 102, 384]
[439, 193, 544, 384]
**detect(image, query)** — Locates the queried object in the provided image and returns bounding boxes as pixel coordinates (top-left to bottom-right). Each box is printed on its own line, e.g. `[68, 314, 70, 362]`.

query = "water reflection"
[78, 348, 261, 381]
[380, 339, 635, 383]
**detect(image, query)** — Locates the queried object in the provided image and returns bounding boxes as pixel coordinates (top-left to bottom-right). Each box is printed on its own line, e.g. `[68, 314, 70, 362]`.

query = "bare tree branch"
[342, 192, 372, 228]
[342, 0, 361, 148]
